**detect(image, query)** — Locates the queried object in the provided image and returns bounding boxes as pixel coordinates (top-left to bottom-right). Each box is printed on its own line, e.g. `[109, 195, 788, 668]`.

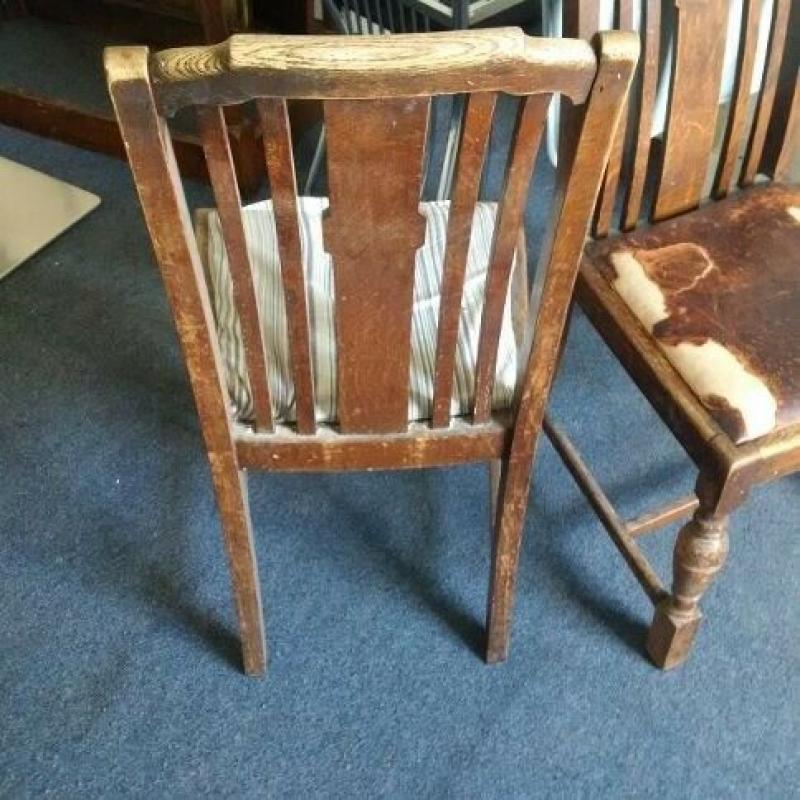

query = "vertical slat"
[386, 0, 395, 30]
[622, 0, 661, 230]
[323, 97, 430, 433]
[257, 98, 317, 434]
[713, 0, 762, 197]
[197, 105, 273, 432]
[473, 93, 551, 423]
[774, 72, 800, 182]
[654, 0, 730, 221]
[594, 0, 634, 237]
[431, 92, 497, 428]
[741, 0, 792, 185]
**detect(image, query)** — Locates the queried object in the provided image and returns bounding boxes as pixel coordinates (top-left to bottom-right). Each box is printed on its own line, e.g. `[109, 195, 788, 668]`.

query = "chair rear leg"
[485, 455, 532, 664]
[209, 460, 267, 676]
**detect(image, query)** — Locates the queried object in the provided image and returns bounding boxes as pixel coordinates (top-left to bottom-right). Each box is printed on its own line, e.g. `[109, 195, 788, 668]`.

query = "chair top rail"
[109, 29, 598, 115]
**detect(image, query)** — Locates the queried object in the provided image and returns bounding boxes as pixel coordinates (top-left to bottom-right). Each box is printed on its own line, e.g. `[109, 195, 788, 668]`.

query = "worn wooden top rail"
[142, 29, 597, 114]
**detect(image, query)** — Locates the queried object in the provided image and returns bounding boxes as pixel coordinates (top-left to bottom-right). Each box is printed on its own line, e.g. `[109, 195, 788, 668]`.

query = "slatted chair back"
[107, 29, 635, 446]
[105, 30, 637, 675]
[567, 0, 798, 237]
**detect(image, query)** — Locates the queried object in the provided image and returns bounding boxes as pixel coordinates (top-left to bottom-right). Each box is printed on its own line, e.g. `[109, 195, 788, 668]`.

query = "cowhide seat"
[582, 183, 800, 445]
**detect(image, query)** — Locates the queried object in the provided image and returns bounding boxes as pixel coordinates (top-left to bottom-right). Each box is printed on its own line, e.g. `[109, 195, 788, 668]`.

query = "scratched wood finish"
[197, 105, 273, 432]
[555, 0, 800, 671]
[431, 92, 497, 428]
[323, 97, 429, 434]
[107, 30, 639, 676]
[150, 29, 597, 113]
[594, 0, 634, 238]
[106, 48, 267, 676]
[486, 34, 638, 662]
[473, 93, 551, 423]
[621, 0, 660, 230]
[654, 0, 730, 221]
[257, 98, 316, 434]
[741, 0, 792, 186]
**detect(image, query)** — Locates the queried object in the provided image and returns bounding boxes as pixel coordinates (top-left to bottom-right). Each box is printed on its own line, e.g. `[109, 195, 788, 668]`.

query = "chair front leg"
[647, 468, 746, 670]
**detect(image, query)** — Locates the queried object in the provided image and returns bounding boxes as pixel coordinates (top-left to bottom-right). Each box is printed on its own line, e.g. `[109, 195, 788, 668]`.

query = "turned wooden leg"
[210, 462, 267, 676]
[646, 509, 729, 670]
[485, 456, 531, 664]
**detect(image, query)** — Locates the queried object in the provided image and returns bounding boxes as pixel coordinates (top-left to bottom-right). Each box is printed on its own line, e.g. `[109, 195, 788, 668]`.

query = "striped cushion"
[204, 197, 519, 425]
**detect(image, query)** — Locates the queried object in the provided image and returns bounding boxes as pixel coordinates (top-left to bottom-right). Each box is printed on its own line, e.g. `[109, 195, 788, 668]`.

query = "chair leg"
[646, 504, 730, 670]
[485, 456, 531, 664]
[209, 461, 267, 676]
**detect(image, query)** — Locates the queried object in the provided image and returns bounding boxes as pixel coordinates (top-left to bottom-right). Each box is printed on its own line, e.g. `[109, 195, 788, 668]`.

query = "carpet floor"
[1, 82, 799, 798]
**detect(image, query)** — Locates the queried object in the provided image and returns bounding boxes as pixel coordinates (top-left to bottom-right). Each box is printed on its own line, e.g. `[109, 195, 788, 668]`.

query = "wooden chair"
[105, 28, 637, 676]
[550, 0, 799, 669]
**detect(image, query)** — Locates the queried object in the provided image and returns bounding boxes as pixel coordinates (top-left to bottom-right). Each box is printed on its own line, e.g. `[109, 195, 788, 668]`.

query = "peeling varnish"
[610, 249, 777, 441]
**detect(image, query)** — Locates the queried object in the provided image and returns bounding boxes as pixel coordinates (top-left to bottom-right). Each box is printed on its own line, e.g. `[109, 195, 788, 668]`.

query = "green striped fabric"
[204, 197, 518, 425]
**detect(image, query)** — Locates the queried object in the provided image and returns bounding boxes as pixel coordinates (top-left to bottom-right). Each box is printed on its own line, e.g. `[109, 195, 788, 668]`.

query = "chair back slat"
[322, 96, 430, 433]
[473, 92, 551, 423]
[621, 0, 659, 230]
[741, 0, 792, 186]
[257, 98, 317, 434]
[197, 105, 274, 431]
[594, 0, 634, 237]
[713, 0, 762, 198]
[431, 91, 497, 428]
[653, 0, 730, 221]
[774, 74, 799, 182]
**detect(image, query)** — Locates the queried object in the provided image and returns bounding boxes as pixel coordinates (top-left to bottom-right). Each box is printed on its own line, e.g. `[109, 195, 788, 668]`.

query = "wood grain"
[713, 0, 761, 197]
[431, 92, 497, 428]
[654, 0, 730, 221]
[197, 105, 273, 432]
[257, 98, 316, 434]
[473, 93, 551, 424]
[323, 97, 429, 434]
[150, 29, 597, 113]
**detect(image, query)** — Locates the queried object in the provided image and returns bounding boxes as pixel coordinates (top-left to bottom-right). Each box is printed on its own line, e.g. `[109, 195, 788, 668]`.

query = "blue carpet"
[1, 106, 799, 798]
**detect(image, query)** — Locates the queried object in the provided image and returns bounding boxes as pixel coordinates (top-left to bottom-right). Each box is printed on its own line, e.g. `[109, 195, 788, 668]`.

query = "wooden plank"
[235, 418, 512, 471]
[622, 0, 660, 230]
[151, 30, 597, 114]
[197, 105, 273, 432]
[473, 93, 550, 423]
[593, 0, 634, 238]
[257, 98, 316, 434]
[741, 0, 792, 185]
[713, 0, 762, 197]
[654, 0, 730, 221]
[323, 97, 430, 433]
[431, 92, 497, 428]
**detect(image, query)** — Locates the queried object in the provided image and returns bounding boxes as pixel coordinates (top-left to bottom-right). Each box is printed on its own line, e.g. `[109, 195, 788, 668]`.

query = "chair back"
[106, 29, 636, 466]
[566, 0, 798, 237]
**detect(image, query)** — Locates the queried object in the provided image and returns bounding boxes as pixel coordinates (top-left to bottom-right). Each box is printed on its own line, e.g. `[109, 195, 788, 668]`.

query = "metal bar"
[626, 495, 699, 538]
[544, 415, 669, 605]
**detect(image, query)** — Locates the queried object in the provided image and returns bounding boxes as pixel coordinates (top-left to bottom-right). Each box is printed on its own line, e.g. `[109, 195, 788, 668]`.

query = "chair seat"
[197, 198, 526, 426]
[584, 183, 800, 445]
